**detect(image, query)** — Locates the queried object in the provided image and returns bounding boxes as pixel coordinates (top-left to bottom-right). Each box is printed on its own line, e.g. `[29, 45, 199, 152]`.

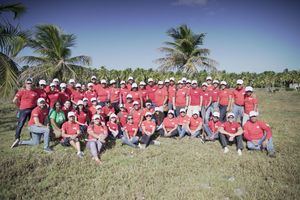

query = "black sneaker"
[44, 147, 53, 153]
[11, 139, 20, 148]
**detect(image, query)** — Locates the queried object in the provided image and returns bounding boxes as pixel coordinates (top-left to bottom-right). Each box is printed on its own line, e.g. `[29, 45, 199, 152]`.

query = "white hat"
[202, 82, 208, 87]
[133, 101, 139, 105]
[50, 83, 56, 87]
[206, 76, 212, 81]
[168, 110, 175, 115]
[132, 83, 138, 88]
[170, 77, 175, 81]
[37, 98, 45, 104]
[53, 78, 59, 82]
[182, 77, 187, 82]
[236, 79, 244, 85]
[110, 79, 116, 84]
[87, 83, 94, 87]
[227, 112, 235, 118]
[75, 83, 81, 88]
[120, 80, 126, 84]
[212, 111, 220, 118]
[69, 79, 75, 83]
[110, 113, 117, 119]
[192, 110, 199, 115]
[60, 83, 66, 88]
[26, 78, 33, 83]
[77, 100, 84, 105]
[93, 114, 101, 120]
[220, 81, 227, 85]
[154, 107, 160, 112]
[39, 80, 46, 85]
[128, 76, 134, 80]
[119, 104, 125, 108]
[180, 108, 186, 113]
[96, 105, 102, 110]
[148, 78, 154, 82]
[145, 112, 152, 116]
[91, 76, 97, 80]
[178, 80, 183, 84]
[100, 79, 107, 84]
[165, 79, 170, 83]
[186, 79, 191, 83]
[139, 81, 146, 86]
[213, 80, 219, 84]
[126, 94, 133, 98]
[158, 81, 164, 85]
[145, 102, 152, 106]
[83, 97, 88, 102]
[68, 111, 75, 117]
[245, 86, 253, 92]
[191, 80, 198, 84]
[249, 111, 258, 117]
[91, 97, 97, 102]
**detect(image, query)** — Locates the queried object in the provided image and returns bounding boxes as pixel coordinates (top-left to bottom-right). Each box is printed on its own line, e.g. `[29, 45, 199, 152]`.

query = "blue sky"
[2, 0, 300, 72]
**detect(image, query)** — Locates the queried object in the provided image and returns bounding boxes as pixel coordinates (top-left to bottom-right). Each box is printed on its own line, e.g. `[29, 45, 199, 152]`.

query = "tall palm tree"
[21, 24, 91, 82]
[156, 24, 217, 74]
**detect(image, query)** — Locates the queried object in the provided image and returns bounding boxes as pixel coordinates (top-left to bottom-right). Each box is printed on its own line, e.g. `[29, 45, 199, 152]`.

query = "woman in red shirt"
[203, 111, 222, 141]
[75, 100, 90, 135]
[121, 115, 139, 148]
[87, 114, 108, 164]
[159, 110, 178, 137]
[107, 114, 121, 138]
[177, 108, 190, 138]
[186, 110, 203, 138]
[71, 83, 84, 105]
[62, 100, 74, 118]
[139, 112, 158, 149]
[47, 83, 61, 109]
[59, 83, 70, 104]
[117, 104, 128, 127]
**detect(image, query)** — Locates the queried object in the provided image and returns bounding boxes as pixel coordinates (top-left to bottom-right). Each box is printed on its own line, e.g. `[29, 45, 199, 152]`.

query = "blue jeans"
[189, 130, 201, 138]
[19, 125, 50, 149]
[204, 105, 214, 124]
[87, 140, 103, 157]
[168, 103, 173, 111]
[203, 124, 219, 140]
[247, 134, 275, 153]
[233, 104, 244, 123]
[219, 105, 228, 122]
[15, 108, 33, 139]
[121, 135, 139, 148]
[178, 125, 187, 138]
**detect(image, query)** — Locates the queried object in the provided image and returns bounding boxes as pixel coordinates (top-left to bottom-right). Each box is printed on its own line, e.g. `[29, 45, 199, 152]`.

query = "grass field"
[0, 90, 299, 200]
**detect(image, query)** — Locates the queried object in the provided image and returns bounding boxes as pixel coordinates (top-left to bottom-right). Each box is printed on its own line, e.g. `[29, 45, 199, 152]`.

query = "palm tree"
[21, 24, 91, 82]
[156, 24, 217, 74]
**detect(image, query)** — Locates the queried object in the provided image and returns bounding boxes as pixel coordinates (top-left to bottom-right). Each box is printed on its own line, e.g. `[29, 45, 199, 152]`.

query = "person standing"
[218, 81, 232, 122]
[187, 80, 201, 117]
[154, 81, 168, 112]
[200, 82, 212, 124]
[232, 79, 245, 123]
[242, 86, 258, 125]
[173, 80, 188, 116]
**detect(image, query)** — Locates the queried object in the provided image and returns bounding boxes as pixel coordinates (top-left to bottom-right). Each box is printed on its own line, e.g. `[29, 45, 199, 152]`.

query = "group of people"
[10, 75, 276, 164]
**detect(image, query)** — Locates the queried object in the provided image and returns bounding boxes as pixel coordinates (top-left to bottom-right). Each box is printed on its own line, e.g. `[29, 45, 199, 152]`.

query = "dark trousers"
[140, 134, 154, 147]
[112, 102, 120, 113]
[159, 129, 178, 137]
[15, 108, 33, 139]
[219, 105, 228, 122]
[219, 134, 244, 150]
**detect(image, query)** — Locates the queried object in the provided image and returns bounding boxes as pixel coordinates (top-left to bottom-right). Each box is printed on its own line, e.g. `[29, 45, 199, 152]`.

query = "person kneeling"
[61, 112, 84, 158]
[219, 112, 244, 156]
[159, 110, 178, 137]
[203, 111, 222, 141]
[186, 110, 203, 139]
[121, 115, 139, 148]
[244, 111, 275, 157]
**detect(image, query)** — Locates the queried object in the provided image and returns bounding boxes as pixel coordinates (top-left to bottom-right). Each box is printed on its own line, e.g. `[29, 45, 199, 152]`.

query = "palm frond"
[0, 3, 26, 19]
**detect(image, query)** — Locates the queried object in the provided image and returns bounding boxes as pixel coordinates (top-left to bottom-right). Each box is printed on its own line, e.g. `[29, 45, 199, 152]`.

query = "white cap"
[100, 79, 107, 84]
[227, 112, 235, 118]
[148, 78, 154, 82]
[93, 114, 101, 120]
[191, 80, 198, 85]
[206, 76, 212, 81]
[186, 79, 191, 83]
[155, 107, 160, 112]
[192, 110, 199, 115]
[69, 79, 75, 83]
[75, 83, 81, 88]
[83, 98, 88, 102]
[133, 101, 139, 105]
[60, 83, 67, 88]
[139, 81, 146, 86]
[170, 77, 175, 81]
[68, 111, 75, 117]
[119, 104, 124, 108]
[213, 80, 219, 84]
[87, 83, 93, 87]
[249, 111, 258, 117]
[165, 79, 170, 83]
[168, 110, 175, 115]
[158, 81, 164, 85]
[91, 76, 97, 80]
[180, 108, 186, 113]
[126, 94, 133, 98]
[212, 112, 220, 118]
[220, 81, 227, 85]
[96, 105, 102, 110]
[182, 77, 187, 82]
[77, 100, 84, 105]
[245, 86, 253, 92]
[202, 82, 208, 87]
[53, 78, 59, 82]
[128, 76, 134, 80]
[110, 79, 116, 84]
[132, 83, 138, 88]
[236, 79, 244, 85]
[120, 80, 126, 84]
[50, 83, 56, 87]
[178, 80, 183, 84]
[145, 102, 151, 106]
[37, 98, 45, 104]
[91, 97, 97, 102]
[145, 112, 152, 116]
[26, 78, 33, 83]
[110, 113, 117, 119]
[39, 80, 46, 85]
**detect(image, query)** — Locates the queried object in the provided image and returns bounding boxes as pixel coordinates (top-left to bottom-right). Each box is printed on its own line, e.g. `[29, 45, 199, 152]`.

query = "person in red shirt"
[120, 80, 129, 104]
[232, 79, 245, 123]
[142, 102, 155, 117]
[146, 78, 157, 103]
[173, 80, 188, 116]
[87, 114, 108, 164]
[218, 81, 232, 122]
[13, 98, 52, 152]
[121, 115, 139, 148]
[244, 111, 275, 157]
[177, 108, 190, 138]
[185, 79, 192, 93]
[117, 104, 129, 127]
[61, 111, 84, 158]
[167, 77, 176, 110]
[35, 79, 48, 100]
[127, 76, 134, 91]
[159, 110, 178, 137]
[109, 80, 121, 112]
[187, 80, 201, 117]
[84, 83, 98, 107]
[47, 83, 61, 109]
[62, 100, 74, 118]
[186, 110, 203, 138]
[90, 76, 100, 92]
[129, 83, 142, 105]
[154, 81, 168, 112]
[96, 80, 110, 106]
[95, 105, 106, 122]
[66, 79, 76, 96]
[11, 78, 39, 147]
[130, 101, 143, 126]
[242, 86, 258, 126]
[71, 83, 84, 105]
[102, 101, 115, 120]
[209, 80, 220, 113]
[200, 82, 212, 124]
[139, 112, 159, 149]
[75, 100, 89, 135]
[88, 97, 98, 118]
[124, 94, 134, 112]
[107, 114, 121, 138]
[219, 112, 244, 155]
[139, 81, 147, 106]
[203, 111, 222, 141]
[206, 76, 214, 92]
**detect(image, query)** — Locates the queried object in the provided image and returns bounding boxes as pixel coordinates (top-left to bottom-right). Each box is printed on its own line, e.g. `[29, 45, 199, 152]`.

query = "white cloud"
[172, 0, 208, 6]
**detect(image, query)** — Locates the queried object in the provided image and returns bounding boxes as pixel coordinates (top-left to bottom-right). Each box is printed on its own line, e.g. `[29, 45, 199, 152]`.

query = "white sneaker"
[138, 143, 146, 149]
[153, 140, 160, 146]
[237, 149, 242, 156]
[223, 147, 229, 154]
[11, 139, 20, 148]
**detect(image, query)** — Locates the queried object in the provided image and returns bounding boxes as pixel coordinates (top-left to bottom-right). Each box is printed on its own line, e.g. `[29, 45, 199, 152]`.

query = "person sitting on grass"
[219, 112, 244, 156]
[153, 107, 165, 130]
[139, 112, 158, 149]
[13, 98, 53, 153]
[121, 115, 139, 148]
[117, 104, 128, 127]
[107, 113, 122, 139]
[159, 110, 178, 137]
[186, 110, 203, 139]
[61, 112, 84, 158]
[203, 111, 222, 141]
[75, 100, 89, 135]
[49, 101, 66, 139]
[87, 114, 108, 164]
[177, 108, 190, 138]
[243, 111, 275, 157]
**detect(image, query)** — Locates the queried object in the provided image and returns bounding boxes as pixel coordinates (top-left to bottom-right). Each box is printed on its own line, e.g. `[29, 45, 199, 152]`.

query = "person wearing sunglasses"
[139, 112, 157, 149]
[176, 108, 190, 138]
[121, 115, 139, 148]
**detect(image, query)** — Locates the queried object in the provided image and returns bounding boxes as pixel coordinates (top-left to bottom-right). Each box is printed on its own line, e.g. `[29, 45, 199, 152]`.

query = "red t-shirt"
[208, 120, 222, 133]
[15, 89, 39, 109]
[177, 115, 190, 126]
[120, 88, 129, 103]
[131, 109, 143, 125]
[84, 90, 97, 105]
[233, 88, 246, 106]
[96, 87, 109, 102]
[87, 124, 108, 140]
[47, 91, 60, 108]
[207, 85, 214, 92]
[139, 89, 148, 103]
[59, 91, 70, 104]
[141, 120, 156, 134]
[124, 123, 138, 138]
[71, 90, 84, 103]
[142, 107, 154, 117]
[163, 117, 178, 130]
[211, 88, 219, 102]
[88, 106, 97, 118]
[66, 86, 76, 96]
[102, 106, 115, 116]
[117, 111, 129, 127]
[175, 88, 188, 107]
[35, 88, 47, 100]
[244, 120, 272, 140]
[126, 83, 132, 91]
[221, 121, 241, 134]
[244, 95, 258, 114]
[124, 102, 133, 112]
[129, 91, 141, 102]
[146, 85, 157, 102]
[200, 90, 211, 107]
[107, 121, 118, 131]
[189, 88, 201, 106]
[28, 106, 49, 126]
[154, 88, 168, 106]
[219, 89, 232, 106]
[62, 121, 80, 136]
[109, 87, 120, 103]
[76, 110, 88, 124]
[168, 85, 176, 102]
[189, 116, 203, 130]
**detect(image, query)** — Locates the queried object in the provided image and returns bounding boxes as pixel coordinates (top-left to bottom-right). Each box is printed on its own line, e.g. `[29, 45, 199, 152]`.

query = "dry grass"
[0, 90, 299, 200]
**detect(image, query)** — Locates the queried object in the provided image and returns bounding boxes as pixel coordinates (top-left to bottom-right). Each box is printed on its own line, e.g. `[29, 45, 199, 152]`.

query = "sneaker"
[152, 140, 160, 146]
[268, 151, 276, 158]
[44, 147, 53, 153]
[11, 139, 20, 148]
[237, 149, 242, 156]
[138, 143, 146, 149]
[223, 147, 229, 154]
[77, 151, 84, 158]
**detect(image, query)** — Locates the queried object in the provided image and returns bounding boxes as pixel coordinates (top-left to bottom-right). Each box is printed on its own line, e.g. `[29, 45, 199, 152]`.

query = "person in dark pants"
[219, 112, 244, 156]
[11, 78, 39, 148]
[218, 81, 232, 122]
[159, 110, 178, 137]
[139, 112, 159, 149]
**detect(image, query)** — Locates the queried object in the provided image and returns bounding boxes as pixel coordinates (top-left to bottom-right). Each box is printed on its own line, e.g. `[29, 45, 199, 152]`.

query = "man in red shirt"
[200, 82, 212, 124]
[219, 112, 244, 155]
[35, 79, 48, 100]
[154, 81, 168, 112]
[242, 86, 258, 125]
[167, 77, 176, 110]
[11, 78, 39, 147]
[139, 81, 147, 106]
[159, 110, 178, 137]
[244, 111, 275, 157]
[109, 79, 121, 112]
[205, 80, 220, 121]
[117, 104, 129, 127]
[130, 101, 143, 126]
[66, 79, 76, 96]
[13, 98, 52, 152]
[96, 80, 110, 106]
[206, 76, 214, 92]
[218, 81, 232, 122]
[90, 76, 101, 93]
[59, 83, 70, 104]
[177, 108, 190, 138]
[127, 76, 134, 91]
[186, 110, 203, 138]
[187, 80, 201, 117]
[232, 79, 245, 123]
[146, 78, 157, 103]
[120, 81, 129, 104]
[129, 83, 143, 106]
[203, 111, 222, 141]
[84, 83, 98, 106]
[173, 80, 188, 116]
[71, 83, 84, 105]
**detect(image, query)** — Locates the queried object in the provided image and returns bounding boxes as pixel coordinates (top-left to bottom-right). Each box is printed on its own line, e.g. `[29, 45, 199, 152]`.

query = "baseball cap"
[154, 107, 160, 112]
[249, 111, 258, 117]
[75, 83, 81, 88]
[145, 112, 152, 116]
[165, 79, 170, 83]
[39, 80, 46, 85]
[182, 77, 187, 82]
[37, 98, 45, 104]
[50, 83, 56, 87]
[186, 79, 191, 84]
[119, 104, 125, 108]
[168, 110, 175, 115]
[158, 81, 164, 85]
[53, 78, 59, 82]
[69, 79, 75, 83]
[100, 79, 107, 84]
[96, 105, 102, 110]
[213, 80, 219, 84]
[93, 114, 101, 120]
[212, 111, 220, 118]
[91, 97, 97, 102]
[245, 86, 253, 92]
[128, 76, 134, 80]
[133, 101, 139, 105]
[227, 112, 235, 118]
[120, 80, 126, 84]
[178, 80, 183, 84]
[206, 76, 212, 81]
[126, 94, 133, 98]
[236, 79, 244, 85]
[220, 81, 227, 85]
[110, 79, 116, 84]
[83, 97, 88, 102]
[202, 82, 208, 87]
[77, 100, 84, 105]
[87, 83, 93, 87]
[110, 113, 117, 119]
[145, 102, 151, 106]
[91, 76, 97, 80]
[139, 81, 146, 86]
[132, 83, 138, 88]
[68, 112, 75, 117]
[192, 110, 199, 115]
[148, 78, 154, 82]
[170, 77, 175, 81]
[191, 80, 198, 84]
[180, 108, 186, 113]
[60, 83, 66, 88]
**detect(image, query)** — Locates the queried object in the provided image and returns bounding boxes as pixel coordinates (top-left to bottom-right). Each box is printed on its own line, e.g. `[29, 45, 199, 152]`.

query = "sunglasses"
[128, 118, 133, 120]
[94, 118, 100, 120]
[146, 115, 152, 117]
